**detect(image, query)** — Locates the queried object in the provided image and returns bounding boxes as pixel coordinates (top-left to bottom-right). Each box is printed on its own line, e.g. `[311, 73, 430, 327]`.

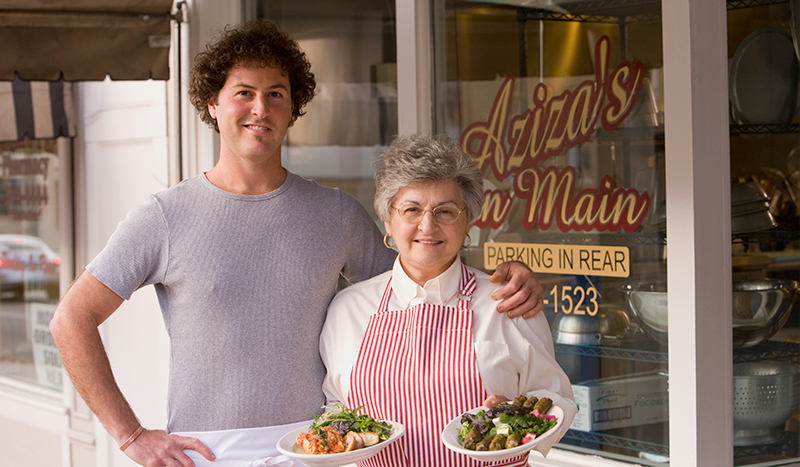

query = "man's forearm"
[54, 319, 140, 443]
[50, 272, 140, 445]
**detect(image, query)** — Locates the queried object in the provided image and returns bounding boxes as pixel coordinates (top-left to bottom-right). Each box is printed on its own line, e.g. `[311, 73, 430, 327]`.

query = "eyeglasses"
[391, 204, 465, 224]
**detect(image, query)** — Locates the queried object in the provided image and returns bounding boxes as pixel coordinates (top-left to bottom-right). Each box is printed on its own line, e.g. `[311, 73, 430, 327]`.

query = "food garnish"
[296, 404, 392, 455]
[297, 426, 345, 455]
[458, 396, 557, 451]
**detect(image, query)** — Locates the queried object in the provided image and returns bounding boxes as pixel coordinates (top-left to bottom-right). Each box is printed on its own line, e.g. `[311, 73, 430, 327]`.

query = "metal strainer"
[733, 362, 800, 446]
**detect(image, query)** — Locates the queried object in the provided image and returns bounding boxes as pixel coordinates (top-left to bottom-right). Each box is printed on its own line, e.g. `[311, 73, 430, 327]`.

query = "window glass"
[728, 3, 800, 465]
[0, 138, 62, 390]
[244, 0, 398, 223]
[432, 0, 669, 462]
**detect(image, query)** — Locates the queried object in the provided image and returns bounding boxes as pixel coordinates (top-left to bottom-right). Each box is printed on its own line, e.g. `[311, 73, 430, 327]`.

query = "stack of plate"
[729, 28, 800, 124]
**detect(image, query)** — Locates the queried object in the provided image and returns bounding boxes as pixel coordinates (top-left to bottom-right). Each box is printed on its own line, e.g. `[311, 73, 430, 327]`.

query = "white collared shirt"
[319, 256, 577, 456]
[390, 255, 461, 308]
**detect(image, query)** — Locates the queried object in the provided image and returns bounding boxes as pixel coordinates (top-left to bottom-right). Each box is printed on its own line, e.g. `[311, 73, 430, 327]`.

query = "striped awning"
[0, 77, 75, 143]
[0, 1, 172, 142]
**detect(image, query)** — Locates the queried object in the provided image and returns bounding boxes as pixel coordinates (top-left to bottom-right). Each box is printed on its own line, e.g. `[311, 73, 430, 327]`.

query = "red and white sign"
[462, 36, 651, 234]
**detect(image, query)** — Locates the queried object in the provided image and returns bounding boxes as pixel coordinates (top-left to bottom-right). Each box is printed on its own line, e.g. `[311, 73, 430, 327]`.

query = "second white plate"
[441, 404, 564, 462]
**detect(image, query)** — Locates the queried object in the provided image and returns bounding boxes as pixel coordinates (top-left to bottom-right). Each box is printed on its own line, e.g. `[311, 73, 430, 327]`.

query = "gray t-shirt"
[87, 171, 395, 432]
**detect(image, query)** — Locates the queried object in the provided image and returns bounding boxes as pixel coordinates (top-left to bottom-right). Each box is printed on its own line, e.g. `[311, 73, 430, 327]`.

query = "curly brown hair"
[189, 20, 316, 131]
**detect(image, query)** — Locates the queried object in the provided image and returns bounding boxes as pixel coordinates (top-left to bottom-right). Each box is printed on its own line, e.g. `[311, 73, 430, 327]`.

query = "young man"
[50, 20, 543, 467]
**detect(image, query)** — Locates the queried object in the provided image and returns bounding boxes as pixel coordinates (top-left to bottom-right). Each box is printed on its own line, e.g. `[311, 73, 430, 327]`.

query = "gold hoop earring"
[462, 233, 472, 249]
[383, 233, 395, 249]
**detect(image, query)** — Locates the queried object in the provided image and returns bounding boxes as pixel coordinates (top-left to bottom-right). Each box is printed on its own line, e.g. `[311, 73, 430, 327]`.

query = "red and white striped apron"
[348, 264, 528, 467]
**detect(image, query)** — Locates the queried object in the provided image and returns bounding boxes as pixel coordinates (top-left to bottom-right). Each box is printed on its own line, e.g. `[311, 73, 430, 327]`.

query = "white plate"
[729, 28, 800, 124]
[276, 421, 405, 467]
[441, 404, 564, 462]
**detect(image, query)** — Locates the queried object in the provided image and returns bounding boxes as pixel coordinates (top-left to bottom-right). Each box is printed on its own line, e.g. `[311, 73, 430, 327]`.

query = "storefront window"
[727, 2, 800, 465]
[0, 138, 62, 390]
[244, 0, 398, 222]
[432, 0, 669, 464]
[432, 0, 800, 465]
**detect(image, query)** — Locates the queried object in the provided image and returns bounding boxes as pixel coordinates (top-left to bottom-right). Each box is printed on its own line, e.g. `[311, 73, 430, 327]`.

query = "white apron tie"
[172, 419, 312, 467]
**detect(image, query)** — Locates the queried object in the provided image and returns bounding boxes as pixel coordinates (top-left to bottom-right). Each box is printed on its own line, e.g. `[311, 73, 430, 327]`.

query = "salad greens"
[458, 410, 556, 440]
[457, 396, 558, 451]
[310, 404, 393, 440]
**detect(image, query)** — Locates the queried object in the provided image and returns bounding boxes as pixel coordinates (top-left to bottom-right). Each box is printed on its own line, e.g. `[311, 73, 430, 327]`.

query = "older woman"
[320, 134, 576, 467]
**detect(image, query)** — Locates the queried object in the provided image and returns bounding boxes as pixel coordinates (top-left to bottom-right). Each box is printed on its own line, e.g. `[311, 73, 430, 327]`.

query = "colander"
[733, 362, 800, 446]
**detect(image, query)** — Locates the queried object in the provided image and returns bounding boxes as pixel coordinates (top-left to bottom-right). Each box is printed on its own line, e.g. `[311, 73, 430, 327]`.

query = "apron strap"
[459, 263, 476, 298]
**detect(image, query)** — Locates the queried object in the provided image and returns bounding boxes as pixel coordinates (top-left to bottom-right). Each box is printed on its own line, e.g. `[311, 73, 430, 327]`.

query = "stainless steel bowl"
[732, 279, 799, 348]
[652, 183, 774, 234]
[731, 200, 771, 216]
[624, 279, 798, 348]
[733, 362, 800, 446]
[624, 284, 668, 345]
[552, 305, 632, 346]
[731, 208, 778, 234]
[731, 181, 770, 206]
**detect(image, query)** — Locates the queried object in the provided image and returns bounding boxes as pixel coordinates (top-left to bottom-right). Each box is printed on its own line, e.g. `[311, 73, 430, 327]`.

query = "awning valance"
[0, 77, 75, 142]
[0, 0, 175, 81]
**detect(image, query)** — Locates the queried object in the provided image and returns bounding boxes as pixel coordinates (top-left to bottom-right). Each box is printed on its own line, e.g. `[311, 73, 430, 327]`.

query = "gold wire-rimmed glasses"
[391, 204, 465, 224]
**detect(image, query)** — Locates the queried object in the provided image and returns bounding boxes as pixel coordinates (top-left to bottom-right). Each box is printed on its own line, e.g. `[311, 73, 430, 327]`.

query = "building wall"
[74, 78, 173, 466]
[0, 381, 65, 466]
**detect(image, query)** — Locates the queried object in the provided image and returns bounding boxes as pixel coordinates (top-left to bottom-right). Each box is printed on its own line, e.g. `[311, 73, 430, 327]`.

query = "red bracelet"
[119, 425, 145, 452]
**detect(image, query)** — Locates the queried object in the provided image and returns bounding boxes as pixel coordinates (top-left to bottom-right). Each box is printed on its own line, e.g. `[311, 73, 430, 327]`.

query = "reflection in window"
[244, 0, 398, 222]
[0, 139, 62, 390]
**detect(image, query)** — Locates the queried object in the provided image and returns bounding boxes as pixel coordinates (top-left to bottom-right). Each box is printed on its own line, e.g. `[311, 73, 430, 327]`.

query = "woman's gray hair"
[374, 134, 484, 225]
